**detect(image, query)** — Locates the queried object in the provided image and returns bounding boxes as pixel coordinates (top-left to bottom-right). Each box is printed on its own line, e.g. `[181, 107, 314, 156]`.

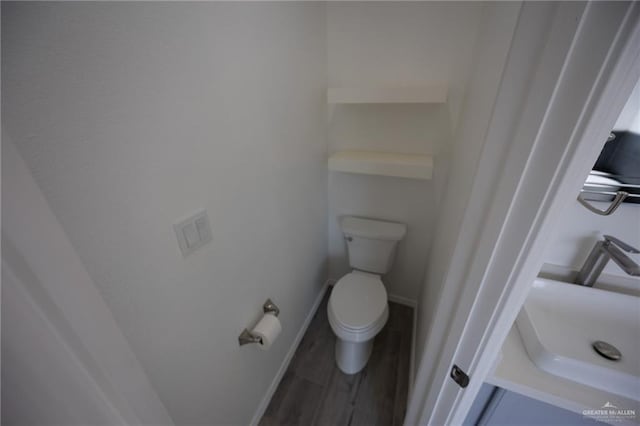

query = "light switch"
[174, 209, 212, 257]
[195, 216, 212, 244]
[182, 223, 199, 248]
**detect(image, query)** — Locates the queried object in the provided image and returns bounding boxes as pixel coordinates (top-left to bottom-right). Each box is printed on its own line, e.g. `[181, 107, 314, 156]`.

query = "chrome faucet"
[575, 235, 640, 287]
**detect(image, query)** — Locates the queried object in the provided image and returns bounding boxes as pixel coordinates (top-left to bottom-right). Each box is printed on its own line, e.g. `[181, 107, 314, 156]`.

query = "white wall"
[414, 3, 521, 364]
[613, 76, 640, 132]
[327, 2, 482, 132]
[2, 3, 327, 425]
[326, 2, 483, 301]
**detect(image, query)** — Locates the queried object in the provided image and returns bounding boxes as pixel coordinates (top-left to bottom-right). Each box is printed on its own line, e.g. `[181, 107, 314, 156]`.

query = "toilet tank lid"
[340, 216, 406, 241]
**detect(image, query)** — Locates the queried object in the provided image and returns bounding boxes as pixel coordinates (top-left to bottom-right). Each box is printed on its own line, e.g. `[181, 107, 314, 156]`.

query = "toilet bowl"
[328, 271, 389, 374]
[328, 216, 406, 374]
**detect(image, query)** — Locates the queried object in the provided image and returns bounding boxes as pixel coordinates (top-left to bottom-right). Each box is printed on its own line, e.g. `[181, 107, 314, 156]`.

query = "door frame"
[405, 2, 640, 425]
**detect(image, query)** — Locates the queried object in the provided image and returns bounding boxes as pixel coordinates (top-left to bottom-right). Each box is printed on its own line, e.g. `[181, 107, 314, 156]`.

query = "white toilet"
[328, 216, 406, 374]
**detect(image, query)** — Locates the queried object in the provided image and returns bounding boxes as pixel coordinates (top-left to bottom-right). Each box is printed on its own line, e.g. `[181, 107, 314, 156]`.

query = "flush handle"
[450, 364, 470, 388]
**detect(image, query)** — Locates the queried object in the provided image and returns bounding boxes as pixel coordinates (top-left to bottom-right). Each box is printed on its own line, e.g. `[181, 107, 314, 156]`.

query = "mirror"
[581, 131, 640, 204]
[581, 79, 640, 205]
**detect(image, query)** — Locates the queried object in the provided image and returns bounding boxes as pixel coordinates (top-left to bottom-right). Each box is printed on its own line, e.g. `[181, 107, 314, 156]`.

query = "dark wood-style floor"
[260, 287, 414, 426]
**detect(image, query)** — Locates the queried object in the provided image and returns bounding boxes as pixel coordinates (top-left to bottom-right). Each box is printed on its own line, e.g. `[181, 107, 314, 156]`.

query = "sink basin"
[516, 278, 640, 400]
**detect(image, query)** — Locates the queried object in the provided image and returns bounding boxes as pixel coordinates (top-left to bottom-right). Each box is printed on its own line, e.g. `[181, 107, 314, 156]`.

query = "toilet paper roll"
[252, 313, 282, 350]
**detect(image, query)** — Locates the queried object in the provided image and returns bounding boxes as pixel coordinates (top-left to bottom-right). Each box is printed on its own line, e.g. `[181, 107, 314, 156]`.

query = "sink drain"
[592, 341, 622, 361]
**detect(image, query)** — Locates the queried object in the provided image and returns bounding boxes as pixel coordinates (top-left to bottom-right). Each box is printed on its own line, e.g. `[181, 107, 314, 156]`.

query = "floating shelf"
[327, 85, 448, 104]
[328, 151, 433, 180]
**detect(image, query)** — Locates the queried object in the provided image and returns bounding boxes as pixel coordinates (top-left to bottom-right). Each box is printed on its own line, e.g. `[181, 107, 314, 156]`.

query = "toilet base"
[335, 337, 374, 374]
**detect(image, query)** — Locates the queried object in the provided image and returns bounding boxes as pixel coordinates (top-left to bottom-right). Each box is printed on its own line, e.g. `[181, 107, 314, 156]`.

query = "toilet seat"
[328, 272, 388, 342]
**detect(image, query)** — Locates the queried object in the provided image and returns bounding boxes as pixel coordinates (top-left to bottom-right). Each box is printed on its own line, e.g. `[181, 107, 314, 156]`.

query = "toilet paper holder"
[238, 299, 280, 346]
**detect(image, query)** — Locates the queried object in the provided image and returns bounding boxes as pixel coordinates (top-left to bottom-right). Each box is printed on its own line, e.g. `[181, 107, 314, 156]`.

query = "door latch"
[450, 364, 470, 388]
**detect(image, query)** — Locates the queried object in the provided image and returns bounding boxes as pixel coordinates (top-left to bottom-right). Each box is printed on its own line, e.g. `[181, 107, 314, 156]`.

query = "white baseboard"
[249, 281, 329, 426]
[387, 293, 418, 308]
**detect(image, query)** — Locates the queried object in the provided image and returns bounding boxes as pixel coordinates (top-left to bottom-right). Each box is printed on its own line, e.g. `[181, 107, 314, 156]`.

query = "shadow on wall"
[2, 237, 124, 425]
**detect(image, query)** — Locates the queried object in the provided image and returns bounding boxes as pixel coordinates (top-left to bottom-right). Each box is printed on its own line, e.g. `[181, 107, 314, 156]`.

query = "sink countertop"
[488, 320, 640, 425]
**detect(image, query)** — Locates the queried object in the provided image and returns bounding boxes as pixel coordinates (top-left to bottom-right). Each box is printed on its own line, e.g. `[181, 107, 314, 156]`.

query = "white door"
[406, 2, 640, 425]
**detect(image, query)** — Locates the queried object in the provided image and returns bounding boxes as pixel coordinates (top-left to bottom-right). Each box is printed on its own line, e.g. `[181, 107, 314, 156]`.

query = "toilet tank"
[341, 216, 407, 274]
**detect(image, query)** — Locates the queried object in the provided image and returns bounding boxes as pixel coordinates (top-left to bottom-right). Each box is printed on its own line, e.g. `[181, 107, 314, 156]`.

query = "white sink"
[516, 278, 640, 401]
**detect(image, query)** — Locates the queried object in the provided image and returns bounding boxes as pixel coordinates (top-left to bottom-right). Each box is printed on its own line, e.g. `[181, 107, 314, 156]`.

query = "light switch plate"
[174, 209, 212, 257]
[182, 222, 199, 248]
